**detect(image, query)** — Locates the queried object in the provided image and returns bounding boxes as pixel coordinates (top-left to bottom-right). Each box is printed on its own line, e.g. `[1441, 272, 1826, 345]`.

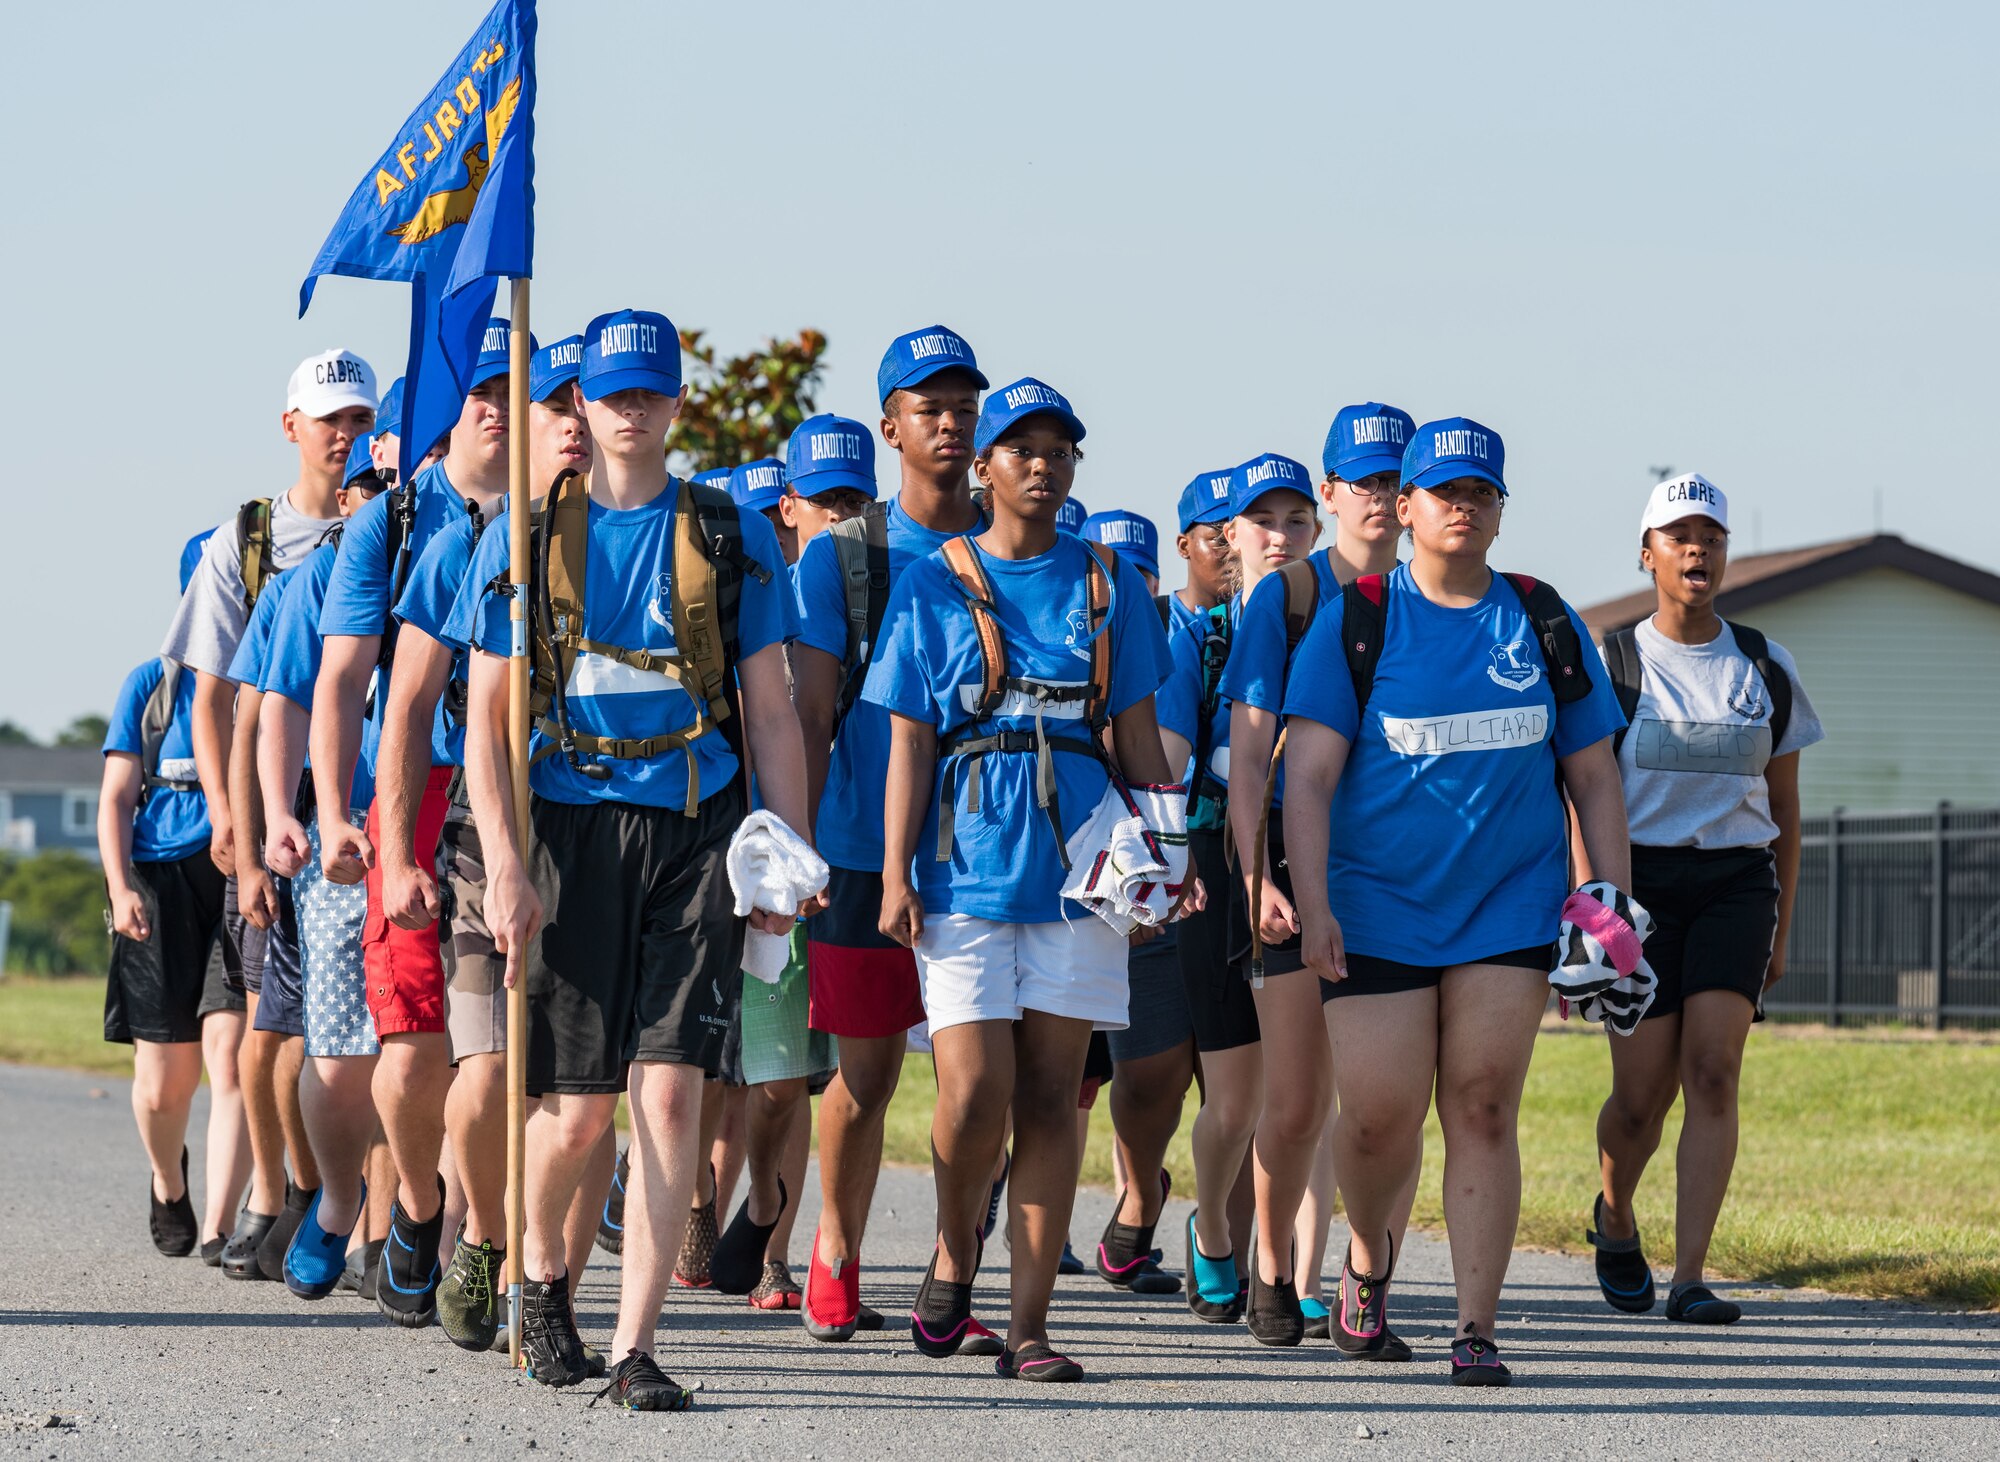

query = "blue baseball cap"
[1177, 468, 1237, 531]
[728, 458, 788, 514]
[1324, 402, 1417, 482]
[1083, 510, 1159, 579]
[1402, 416, 1507, 495]
[1055, 494, 1091, 533]
[178, 529, 215, 594]
[877, 325, 989, 408]
[529, 335, 584, 403]
[375, 377, 405, 438]
[974, 377, 1086, 455]
[1229, 453, 1315, 515]
[581, 309, 681, 401]
[344, 433, 380, 487]
[785, 414, 878, 500]
[470, 318, 536, 390]
[691, 467, 734, 487]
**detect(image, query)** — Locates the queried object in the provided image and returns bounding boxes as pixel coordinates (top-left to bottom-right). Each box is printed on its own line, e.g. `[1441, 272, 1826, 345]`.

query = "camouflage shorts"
[438, 800, 507, 1061]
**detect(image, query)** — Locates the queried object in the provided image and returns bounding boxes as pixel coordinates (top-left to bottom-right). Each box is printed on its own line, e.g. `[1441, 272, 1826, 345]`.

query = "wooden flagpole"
[504, 276, 532, 1368]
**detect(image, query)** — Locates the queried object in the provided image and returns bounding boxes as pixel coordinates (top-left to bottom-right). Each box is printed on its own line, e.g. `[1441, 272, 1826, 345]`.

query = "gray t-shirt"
[161, 491, 342, 679]
[1617, 616, 1825, 850]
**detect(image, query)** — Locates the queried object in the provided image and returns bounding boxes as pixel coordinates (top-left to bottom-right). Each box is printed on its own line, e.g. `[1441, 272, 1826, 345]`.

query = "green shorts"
[722, 926, 837, 1088]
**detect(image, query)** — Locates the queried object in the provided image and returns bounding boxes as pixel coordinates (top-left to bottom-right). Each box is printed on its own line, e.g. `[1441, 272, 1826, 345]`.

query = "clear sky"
[4, 0, 1996, 735]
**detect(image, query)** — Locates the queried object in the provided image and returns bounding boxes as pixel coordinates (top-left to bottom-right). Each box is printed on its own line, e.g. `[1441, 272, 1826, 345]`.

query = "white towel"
[726, 811, 830, 984]
[1059, 782, 1191, 936]
[1549, 881, 1659, 1036]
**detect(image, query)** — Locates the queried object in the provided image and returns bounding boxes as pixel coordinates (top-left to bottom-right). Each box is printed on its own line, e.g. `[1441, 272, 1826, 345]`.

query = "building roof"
[0, 745, 103, 790]
[1579, 533, 2000, 634]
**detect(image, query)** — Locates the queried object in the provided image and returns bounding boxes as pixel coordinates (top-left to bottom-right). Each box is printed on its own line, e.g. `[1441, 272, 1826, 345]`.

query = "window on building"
[64, 789, 98, 837]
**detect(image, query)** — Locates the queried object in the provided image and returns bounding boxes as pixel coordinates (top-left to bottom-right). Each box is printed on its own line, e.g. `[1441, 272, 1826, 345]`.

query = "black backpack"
[1248, 568, 1592, 981]
[1340, 571, 1595, 711]
[1601, 622, 1791, 756]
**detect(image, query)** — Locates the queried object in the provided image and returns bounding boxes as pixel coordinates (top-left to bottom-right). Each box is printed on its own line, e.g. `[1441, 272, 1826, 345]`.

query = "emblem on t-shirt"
[1729, 681, 1767, 721]
[646, 571, 675, 634]
[1064, 606, 1093, 663]
[1487, 640, 1543, 692]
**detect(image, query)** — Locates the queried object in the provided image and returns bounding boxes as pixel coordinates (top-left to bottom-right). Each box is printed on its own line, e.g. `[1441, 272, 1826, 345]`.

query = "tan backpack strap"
[543, 468, 591, 641]
[1280, 557, 1318, 652]
[941, 535, 1007, 718]
[532, 717, 709, 809]
[238, 498, 273, 608]
[1081, 541, 1116, 732]
[672, 476, 732, 729]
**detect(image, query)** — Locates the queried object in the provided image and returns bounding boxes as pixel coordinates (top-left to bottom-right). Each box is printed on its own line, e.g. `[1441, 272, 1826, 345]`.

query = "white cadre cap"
[286, 348, 378, 418]
[1642, 472, 1729, 532]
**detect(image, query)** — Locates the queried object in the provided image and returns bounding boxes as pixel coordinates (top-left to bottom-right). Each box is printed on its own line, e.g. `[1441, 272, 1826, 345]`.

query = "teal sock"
[1187, 1213, 1239, 1303]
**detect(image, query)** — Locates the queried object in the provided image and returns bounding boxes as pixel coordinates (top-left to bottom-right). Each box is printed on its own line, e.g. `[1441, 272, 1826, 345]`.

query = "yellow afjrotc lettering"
[374, 46, 502, 215]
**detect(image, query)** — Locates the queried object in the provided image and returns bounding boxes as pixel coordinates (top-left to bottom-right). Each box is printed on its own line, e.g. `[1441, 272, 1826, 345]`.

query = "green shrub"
[0, 850, 109, 974]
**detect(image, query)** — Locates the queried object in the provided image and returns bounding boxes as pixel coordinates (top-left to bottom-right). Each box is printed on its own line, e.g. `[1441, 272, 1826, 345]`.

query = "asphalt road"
[2, 1061, 1994, 1460]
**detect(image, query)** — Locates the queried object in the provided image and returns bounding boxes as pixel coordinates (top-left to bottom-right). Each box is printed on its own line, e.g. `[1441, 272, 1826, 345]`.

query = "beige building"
[1580, 533, 2000, 816]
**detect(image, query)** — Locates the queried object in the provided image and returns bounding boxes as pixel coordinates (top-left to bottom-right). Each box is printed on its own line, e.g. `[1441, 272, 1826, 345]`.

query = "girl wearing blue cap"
[1169, 454, 1320, 1335]
[1279, 418, 1631, 1386]
[1586, 477, 1822, 1327]
[1293, 407, 1423, 1339]
[865, 379, 1184, 1382]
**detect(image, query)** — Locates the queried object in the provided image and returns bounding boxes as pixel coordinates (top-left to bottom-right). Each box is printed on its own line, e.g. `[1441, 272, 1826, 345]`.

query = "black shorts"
[253, 877, 307, 1038]
[105, 853, 234, 1044]
[1228, 807, 1305, 981]
[222, 873, 268, 997]
[1078, 1030, 1115, 1107]
[1109, 922, 1194, 1063]
[524, 786, 747, 1095]
[1322, 944, 1556, 1001]
[1180, 829, 1260, 1052]
[1631, 844, 1778, 1020]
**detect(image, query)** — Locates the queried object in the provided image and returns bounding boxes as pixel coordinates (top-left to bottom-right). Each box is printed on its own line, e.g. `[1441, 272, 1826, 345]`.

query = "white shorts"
[914, 913, 1130, 1036]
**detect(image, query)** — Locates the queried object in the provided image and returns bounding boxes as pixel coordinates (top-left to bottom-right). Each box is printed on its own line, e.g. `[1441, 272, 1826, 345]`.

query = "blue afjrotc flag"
[298, 0, 537, 482]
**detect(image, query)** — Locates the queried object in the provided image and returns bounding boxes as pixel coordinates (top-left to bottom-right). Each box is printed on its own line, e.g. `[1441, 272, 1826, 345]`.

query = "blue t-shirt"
[1280, 563, 1624, 966]
[393, 511, 484, 767]
[861, 535, 1171, 923]
[103, 659, 210, 863]
[1217, 552, 1340, 808]
[262, 542, 379, 812]
[450, 487, 794, 809]
[319, 461, 479, 768]
[225, 565, 296, 688]
[1157, 601, 1236, 815]
[1162, 590, 1205, 641]
[793, 499, 960, 872]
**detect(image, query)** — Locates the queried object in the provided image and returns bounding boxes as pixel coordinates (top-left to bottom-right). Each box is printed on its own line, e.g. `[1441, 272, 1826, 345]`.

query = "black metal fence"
[1773, 804, 2000, 1028]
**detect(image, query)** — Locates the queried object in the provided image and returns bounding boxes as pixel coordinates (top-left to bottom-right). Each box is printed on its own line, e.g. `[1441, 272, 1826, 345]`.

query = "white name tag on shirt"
[1634, 718, 1771, 776]
[1379, 706, 1549, 756]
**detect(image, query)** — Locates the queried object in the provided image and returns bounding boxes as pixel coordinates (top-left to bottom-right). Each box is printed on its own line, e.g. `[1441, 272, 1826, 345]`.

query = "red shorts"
[363, 767, 455, 1037]
[807, 865, 925, 1039]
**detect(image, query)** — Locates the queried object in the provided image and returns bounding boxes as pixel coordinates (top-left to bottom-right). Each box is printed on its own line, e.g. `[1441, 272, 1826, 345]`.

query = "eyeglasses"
[1000, 444, 1078, 465]
[1342, 476, 1400, 500]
